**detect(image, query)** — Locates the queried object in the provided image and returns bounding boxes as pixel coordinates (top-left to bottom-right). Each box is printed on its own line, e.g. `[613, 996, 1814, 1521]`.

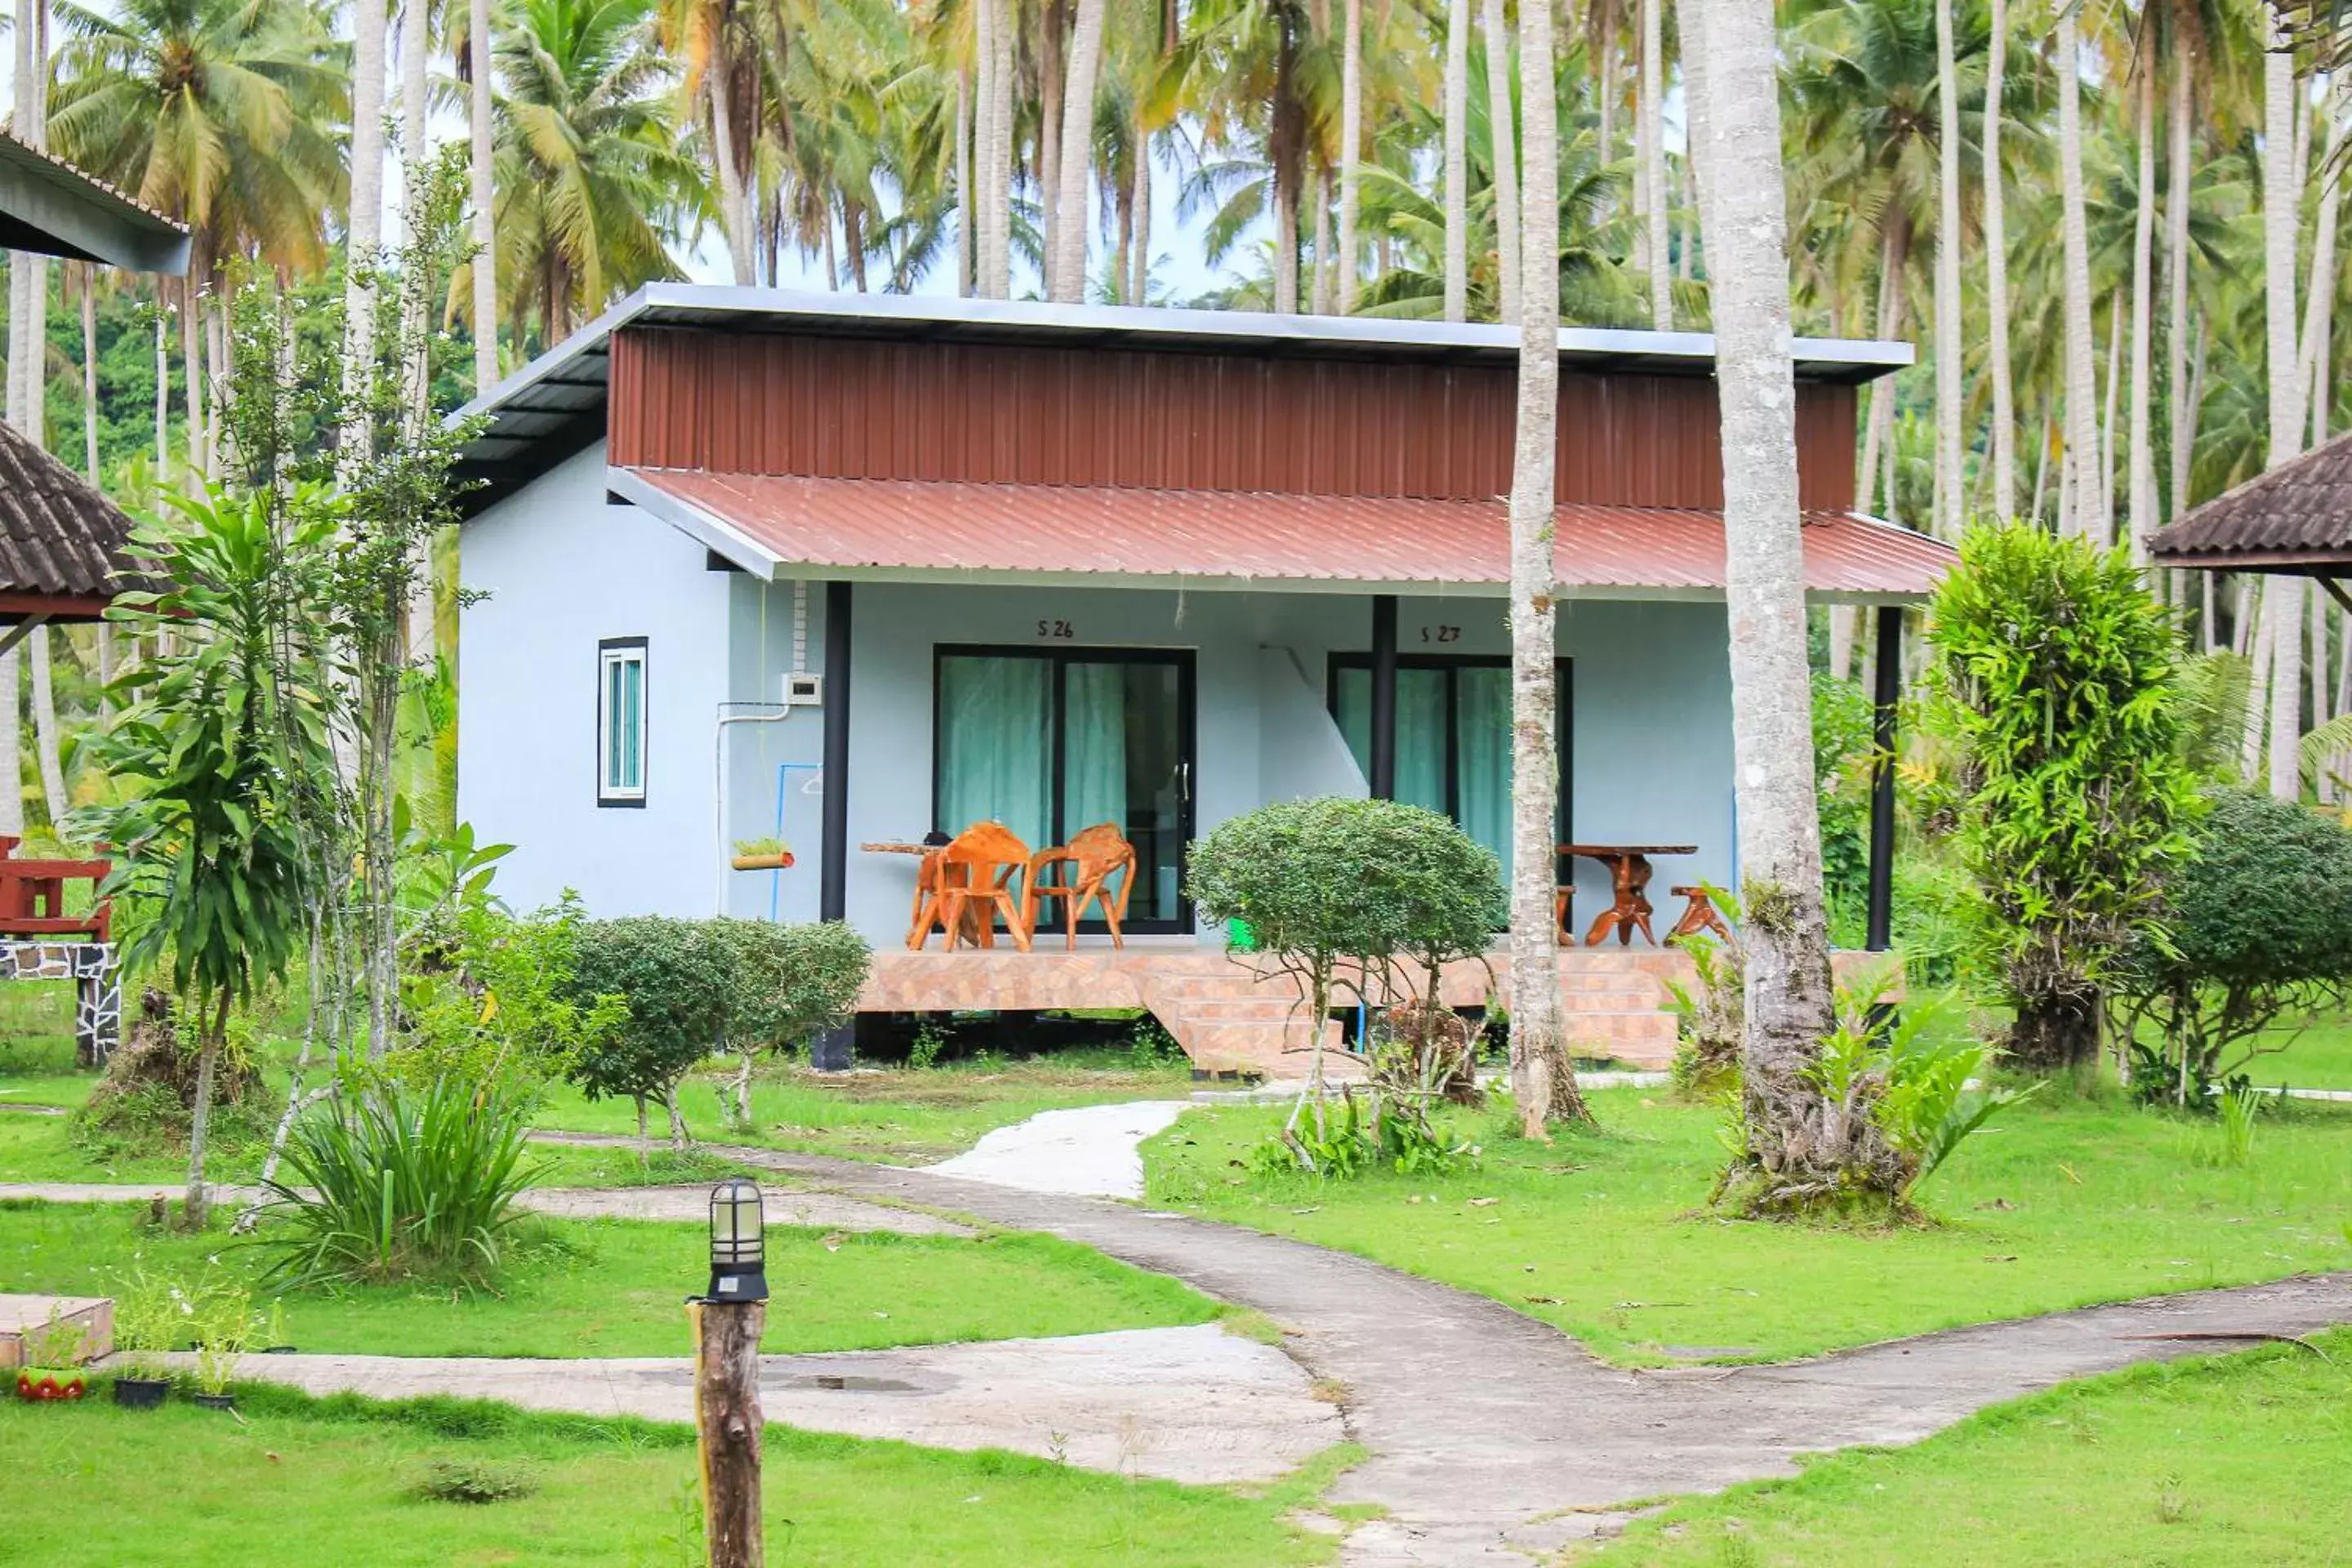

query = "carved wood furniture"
[0, 837, 110, 942]
[1557, 844, 1697, 947]
[911, 823, 1035, 952]
[1668, 885, 1731, 942]
[1023, 822, 1138, 950]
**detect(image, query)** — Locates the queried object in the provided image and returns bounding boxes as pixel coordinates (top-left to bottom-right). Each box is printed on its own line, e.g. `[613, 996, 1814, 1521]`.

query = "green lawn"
[1580, 1330, 2352, 1566]
[1142, 1087, 2352, 1366]
[0, 1200, 1220, 1358]
[532, 1057, 1196, 1166]
[2, 1382, 1346, 1567]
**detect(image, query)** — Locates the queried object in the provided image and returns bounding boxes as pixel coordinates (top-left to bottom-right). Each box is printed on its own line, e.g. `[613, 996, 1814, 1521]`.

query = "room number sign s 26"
[1036, 618, 1076, 639]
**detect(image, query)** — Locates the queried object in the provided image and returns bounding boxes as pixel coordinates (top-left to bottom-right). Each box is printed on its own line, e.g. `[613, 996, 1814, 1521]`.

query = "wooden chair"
[1553, 885, 1575, 947]
[912, 823, 1035, 952]
[1667, 886, 1731, 942]
[1023, 822, 1138, 950]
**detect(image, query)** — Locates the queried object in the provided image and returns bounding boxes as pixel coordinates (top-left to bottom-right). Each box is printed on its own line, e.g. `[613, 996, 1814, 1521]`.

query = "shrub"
[1666, 889, 1745, 1096]
[2111, 787, 2352, 1107]
[1191, 797, 1501, 1165]
[1926, 523, 2203, 1074]
[1813, 674, 1877, 931]
[564, 916, 736, 1148]
[415, 1459, 539, 1504]
[254, 1076, 546, 1288]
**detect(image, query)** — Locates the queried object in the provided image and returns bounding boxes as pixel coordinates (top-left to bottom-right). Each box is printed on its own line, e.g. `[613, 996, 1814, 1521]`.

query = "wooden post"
[1370, 594, 1398, 799]
[1864, 604, 1901, 953]
[689, 1298, 767, 1568]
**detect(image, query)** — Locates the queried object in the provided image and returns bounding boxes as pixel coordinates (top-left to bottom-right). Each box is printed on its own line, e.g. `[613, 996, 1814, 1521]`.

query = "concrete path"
[924, 1100, 1191, 1198]
[0, 1181, 967, 1238]
[157, 1323, 1338, 1486]
[598, 1134, 2352, 1566]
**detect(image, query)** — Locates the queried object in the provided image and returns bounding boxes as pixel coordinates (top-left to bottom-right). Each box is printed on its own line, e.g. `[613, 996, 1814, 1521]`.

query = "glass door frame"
[1326, 652, 1575, 871]
[930, 644, 1199, 935]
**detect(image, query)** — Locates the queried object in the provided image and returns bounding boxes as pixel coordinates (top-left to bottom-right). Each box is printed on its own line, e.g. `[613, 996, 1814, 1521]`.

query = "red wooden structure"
[0, 836, 111, 941]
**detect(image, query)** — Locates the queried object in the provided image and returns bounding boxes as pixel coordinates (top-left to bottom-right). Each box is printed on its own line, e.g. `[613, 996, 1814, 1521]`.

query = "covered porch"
[626, 466, 1946, 1073]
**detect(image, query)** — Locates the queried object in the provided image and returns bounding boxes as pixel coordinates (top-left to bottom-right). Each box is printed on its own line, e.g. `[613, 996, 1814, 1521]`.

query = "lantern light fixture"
[706, 1178, 768, 1303]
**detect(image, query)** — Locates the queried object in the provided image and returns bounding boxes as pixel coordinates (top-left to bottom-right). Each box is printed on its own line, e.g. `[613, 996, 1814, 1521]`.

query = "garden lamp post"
[693, 1178, 768, 1568]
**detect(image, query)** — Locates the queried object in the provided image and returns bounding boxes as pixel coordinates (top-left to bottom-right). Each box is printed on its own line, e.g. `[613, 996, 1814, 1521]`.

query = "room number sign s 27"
[1421, 625, 1463, 643]
[1036, 618, 1076, 639]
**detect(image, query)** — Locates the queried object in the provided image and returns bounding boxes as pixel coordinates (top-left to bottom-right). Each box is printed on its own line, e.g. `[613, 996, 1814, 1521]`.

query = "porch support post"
[820, 581, 853, 923]
[1370, 594, 1398, 799]
[1864, 603, 1900, 953]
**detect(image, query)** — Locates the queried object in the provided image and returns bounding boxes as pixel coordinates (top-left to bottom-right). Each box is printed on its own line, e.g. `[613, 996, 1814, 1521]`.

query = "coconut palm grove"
[0, 0, 2349, 1562]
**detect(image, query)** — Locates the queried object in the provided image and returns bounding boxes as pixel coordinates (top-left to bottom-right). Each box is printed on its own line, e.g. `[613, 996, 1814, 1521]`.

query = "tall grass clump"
[255, 1076, 546, 1287]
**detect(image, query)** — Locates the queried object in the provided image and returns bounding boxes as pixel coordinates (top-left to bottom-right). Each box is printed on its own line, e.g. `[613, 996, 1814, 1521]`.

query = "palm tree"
[466, 0, 497, 390]
[1481, 0, 1518, 320]
[1337, 0, 1362, 310]
[1445, 0, 1470, 319]
[2260, 9, 2301, 797]
[1504, 0, 1588, 1134]
[1049, 0, 1110, 299]
[2126, 54, 2155, 557]
[2056, 8, 2102, 539]
[492, 0, 700, 351]
[1687, 0, 1869, 1205]
[1982, 0, 2014, 518]
[1931, 0, 1959, 535]
[1637, 0, 1666, 327]
[658, 0, 765, 284]
[347, 0, 390, 468]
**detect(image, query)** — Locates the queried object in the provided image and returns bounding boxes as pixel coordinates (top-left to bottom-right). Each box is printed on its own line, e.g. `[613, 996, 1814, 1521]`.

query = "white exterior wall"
[718, 579, 1737, 947]
[457, 443, 732, 917]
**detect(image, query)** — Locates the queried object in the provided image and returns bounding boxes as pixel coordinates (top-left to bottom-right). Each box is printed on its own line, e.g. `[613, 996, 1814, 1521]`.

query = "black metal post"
[1864, 604, 1900, 953]
[813, 581, 854, 1072]
[1370, 594, 1398, 799]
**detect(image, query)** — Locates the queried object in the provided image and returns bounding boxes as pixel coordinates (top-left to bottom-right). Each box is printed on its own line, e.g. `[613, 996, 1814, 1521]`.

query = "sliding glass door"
[1331, 656, 1571, 883]
[933, 647, 1195, 931]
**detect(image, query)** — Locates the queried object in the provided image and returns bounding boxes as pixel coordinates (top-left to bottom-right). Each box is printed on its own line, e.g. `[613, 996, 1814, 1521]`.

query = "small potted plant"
[190, 1277, 258, 1413]
[731, 836, 794, 871]
[14, 1309, 89, 1402]
[109, 1268, 176, 1409]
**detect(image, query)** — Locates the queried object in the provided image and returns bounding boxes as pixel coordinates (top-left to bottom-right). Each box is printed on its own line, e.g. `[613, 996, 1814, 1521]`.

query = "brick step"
[1173, 997, 1325, 1024]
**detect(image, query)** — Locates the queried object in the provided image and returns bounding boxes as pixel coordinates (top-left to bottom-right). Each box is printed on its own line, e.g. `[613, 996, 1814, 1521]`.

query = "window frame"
[596, 636, 649, 808]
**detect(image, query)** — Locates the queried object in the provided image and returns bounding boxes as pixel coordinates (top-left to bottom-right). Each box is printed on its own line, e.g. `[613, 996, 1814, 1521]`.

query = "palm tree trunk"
[1444, 0, 1470, 321]
[153, 309, 168, 476]
[28, 629, 65, 834]
[1677, 154, 1695, 281]
[1505, 0, 1587, 1134]
[2125, 60, 2157, 562]
[2296, 82, 2345, 444]
[78, 267, 97, 481]
[1983, 0, 2014, 519]
[1931, 0, 1961, 537]
[342, 0, 390, 474]
[1040, 0, 1067, 276]
[470, 0, 498, 391]
[2263, 20, 2305, 800]
[1271, 25, 1304, 315]
[708, 82, 756, 287]
[1312, 162, 1336, 314]
[1686, 0, 1861, 1205]
[1131, 114, 1152, 303]
[1857, 219, 1908, 514]
[980, 0, 1013, 297]
[1640, 0, 1668, 328]
[2057, 11, 2101, 540]
[1049, 0, 1108, 301]
[180, 284, 205, 488]
[956, 66, 974, 296]
[2164, 40, 2194, 527]
[1483, 0, 1519, 321]
[2100, 292, 2122, 545]
[1339, 0, 1363, 312]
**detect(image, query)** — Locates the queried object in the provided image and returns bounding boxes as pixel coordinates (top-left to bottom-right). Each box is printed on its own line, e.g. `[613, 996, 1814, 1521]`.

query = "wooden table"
[1558, 844, 1695, 947]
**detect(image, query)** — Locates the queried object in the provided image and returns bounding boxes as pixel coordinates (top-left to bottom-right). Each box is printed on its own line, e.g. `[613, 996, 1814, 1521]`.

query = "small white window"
[598, 638, 648, 805]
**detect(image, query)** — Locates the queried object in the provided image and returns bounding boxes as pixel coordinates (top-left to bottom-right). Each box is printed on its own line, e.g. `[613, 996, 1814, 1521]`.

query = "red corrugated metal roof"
[622, 469, 1955, 598]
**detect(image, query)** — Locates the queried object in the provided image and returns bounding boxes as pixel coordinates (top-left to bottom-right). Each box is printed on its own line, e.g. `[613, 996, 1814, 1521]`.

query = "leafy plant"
[907, 1018, 951, 1071]
[1812, 674, 1878, 929]
[395, 898, 624, 1099]
[730, 836, 790, 858]
[1247, 1082, 1479, 1179]
[109, 1265, 181, 1381]
[414, 1458, 539, 1504]
[254, 1076, 547, 1288]
[191, 1276, 260, 1396]
[1127, 1017, 1189, 1070]
[1925, 523, 2203, 1074]
[1189, 797, 1503, 1136]
[2111, 788, 2352, 1107]
[564, 916, 737, 1151]
[20, 1307, 89, 1374]
[2212, 1082, 2261, 1169]
[82, 488, 330, 1225]
[1666, 886, 1745, 1096]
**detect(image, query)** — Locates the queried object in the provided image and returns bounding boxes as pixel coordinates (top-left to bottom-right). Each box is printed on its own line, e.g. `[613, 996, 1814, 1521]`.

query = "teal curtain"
[1336, 667, 1370, 779]
[937, 656, 1051, 852]
[1396, 668, 1447, 816]
[1455, 666, 1511, 880]
[1062, 662, 1129, 840]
